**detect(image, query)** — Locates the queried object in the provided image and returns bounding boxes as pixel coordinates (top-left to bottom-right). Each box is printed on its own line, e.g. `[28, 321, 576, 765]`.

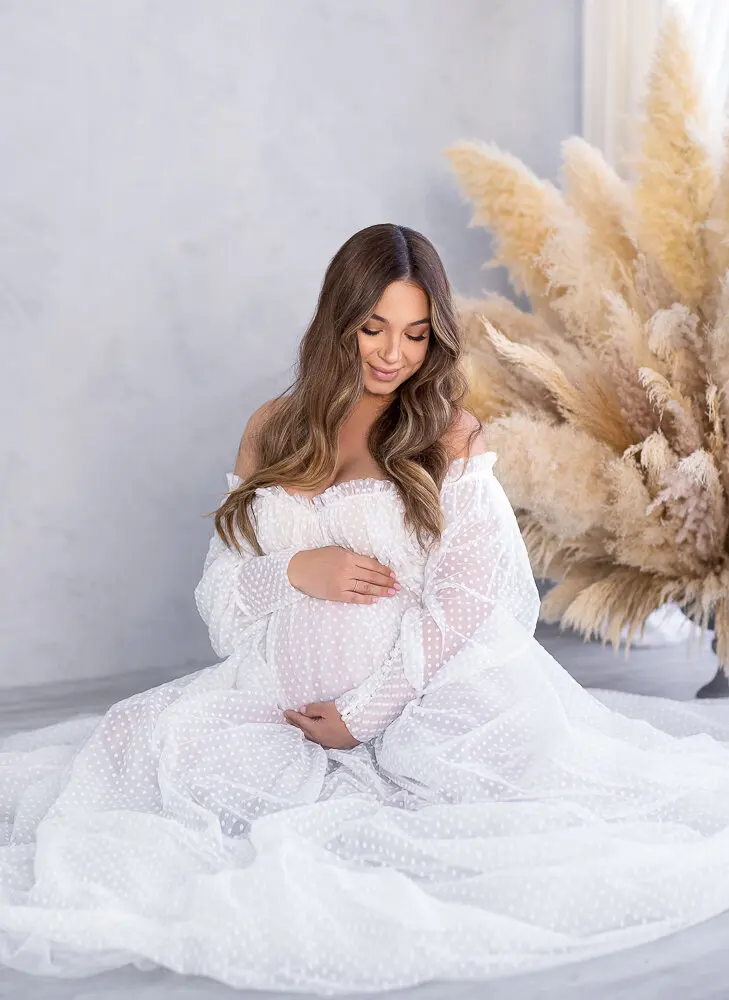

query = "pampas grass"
[445, 7, 729, 668]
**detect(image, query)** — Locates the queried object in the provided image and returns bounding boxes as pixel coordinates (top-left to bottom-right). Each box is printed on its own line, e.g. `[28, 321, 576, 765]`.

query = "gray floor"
[1, 622, 727, 999]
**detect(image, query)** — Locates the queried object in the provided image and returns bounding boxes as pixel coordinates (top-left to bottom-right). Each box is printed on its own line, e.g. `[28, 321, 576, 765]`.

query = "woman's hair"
[212, 223, 478, 555]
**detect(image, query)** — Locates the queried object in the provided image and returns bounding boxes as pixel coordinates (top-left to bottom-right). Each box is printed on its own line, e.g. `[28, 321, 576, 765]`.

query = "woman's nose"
[380, 335, 402, 363]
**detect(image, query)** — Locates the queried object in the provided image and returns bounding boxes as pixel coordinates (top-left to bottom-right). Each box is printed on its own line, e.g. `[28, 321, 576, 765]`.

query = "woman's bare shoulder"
[234, 398, 284, 480]
[441, 409, 487, 461]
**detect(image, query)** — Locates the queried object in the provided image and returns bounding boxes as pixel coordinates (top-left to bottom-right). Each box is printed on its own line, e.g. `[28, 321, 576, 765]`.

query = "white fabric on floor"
[3, 452, 729, 995]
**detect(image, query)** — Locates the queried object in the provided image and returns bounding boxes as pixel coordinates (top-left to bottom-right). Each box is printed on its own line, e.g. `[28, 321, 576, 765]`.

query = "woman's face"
[356, 280, 431, 396]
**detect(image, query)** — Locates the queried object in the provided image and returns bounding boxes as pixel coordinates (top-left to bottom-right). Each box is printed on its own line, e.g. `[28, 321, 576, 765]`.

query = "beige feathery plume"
[603, 344, 659, 442]
[601, 455, 679, 576]
[460, 352, 539, 423]
[484, 320, 637, 452]
[560, 137, 639, 306]
[647, 450, 727, 566]
[519, 521, 609, 580]
[637, 367, 703, 455]
[704, 130, 729, 318]
[706, 274, 729, 420]
[633, 6, 717, 307]
[540, 562, 614, 623]
[445, 4, 729, 681]
[633, 250, 682, 319]
[561, 136, 639, 316]
[481, 413, 613, 539]
[602, 290, 657, 369]
[443, 141, 567, 314]
[597, 294, 662, 440]
[647, 305, 708, 405]
[457, 293, 554, 351]
[536, 211, 618, 343]
[517, 517, 572, 580]
[560, 568, 676, 650]
[637, 430, 678, 493]
[705, 384, 727, 490]
[457, 293, 589, 383]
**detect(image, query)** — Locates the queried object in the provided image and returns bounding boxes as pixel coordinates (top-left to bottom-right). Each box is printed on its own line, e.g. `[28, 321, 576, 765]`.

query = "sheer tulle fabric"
[3, 452, 729, 993]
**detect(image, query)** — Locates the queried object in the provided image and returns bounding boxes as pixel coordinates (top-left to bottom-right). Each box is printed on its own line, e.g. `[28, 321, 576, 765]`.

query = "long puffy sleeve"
[194, 473, 306, 658]
[334, 453, 540, 743]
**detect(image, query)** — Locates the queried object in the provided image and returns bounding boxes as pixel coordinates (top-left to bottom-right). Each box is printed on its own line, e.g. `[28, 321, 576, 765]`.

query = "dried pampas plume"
[444, 7, 729, 684]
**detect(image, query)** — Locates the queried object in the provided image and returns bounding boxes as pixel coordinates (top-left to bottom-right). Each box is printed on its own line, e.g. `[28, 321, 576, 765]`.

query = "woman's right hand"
[287, 546, 401, 603]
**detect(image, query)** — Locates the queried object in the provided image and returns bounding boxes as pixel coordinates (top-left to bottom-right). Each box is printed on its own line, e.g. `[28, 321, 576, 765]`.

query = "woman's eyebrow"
[371, 313, 430, 327]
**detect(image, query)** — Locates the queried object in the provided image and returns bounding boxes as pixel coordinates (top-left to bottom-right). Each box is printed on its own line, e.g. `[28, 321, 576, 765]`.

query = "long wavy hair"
[212, 223, 477, 555]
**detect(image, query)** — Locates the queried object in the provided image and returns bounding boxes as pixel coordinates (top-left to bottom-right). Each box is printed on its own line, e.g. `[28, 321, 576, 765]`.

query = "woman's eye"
[361, 327, 428, 341]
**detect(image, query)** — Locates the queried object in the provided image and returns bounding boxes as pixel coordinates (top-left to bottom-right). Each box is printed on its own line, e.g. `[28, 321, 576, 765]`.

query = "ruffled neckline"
[226, 451, 497, 507]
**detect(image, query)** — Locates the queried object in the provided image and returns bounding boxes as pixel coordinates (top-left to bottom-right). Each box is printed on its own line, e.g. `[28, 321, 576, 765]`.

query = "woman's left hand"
[284, 702, 360, 749]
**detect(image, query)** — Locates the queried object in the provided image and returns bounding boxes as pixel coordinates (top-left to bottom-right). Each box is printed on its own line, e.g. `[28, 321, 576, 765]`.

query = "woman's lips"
[368, 363, 401, 381]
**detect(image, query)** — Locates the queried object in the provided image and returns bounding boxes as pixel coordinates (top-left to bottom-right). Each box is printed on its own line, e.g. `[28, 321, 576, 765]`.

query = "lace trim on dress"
[226, 451, 498, 506]
[336, 636, 404, 727]
[276, 477, 397, 507]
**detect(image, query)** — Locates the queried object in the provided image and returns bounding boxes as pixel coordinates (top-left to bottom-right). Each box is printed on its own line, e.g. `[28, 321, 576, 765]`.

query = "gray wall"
[0, 0, 581, 688]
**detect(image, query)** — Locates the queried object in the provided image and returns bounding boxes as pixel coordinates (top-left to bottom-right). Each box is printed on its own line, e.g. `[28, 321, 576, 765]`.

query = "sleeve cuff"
[232, 546, 306, 619]
[334, 637, 403, 741]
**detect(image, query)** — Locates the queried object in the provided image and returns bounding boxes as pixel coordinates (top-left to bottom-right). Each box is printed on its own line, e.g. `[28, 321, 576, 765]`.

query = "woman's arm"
[334, 446, 541, 743]
[194, 403, 307, 658]
[194, 518, 305, 659]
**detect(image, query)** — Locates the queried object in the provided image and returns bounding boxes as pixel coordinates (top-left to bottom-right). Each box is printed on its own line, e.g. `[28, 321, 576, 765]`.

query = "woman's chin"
[364, 380, 396, 396]
[362, 369, 405, 395]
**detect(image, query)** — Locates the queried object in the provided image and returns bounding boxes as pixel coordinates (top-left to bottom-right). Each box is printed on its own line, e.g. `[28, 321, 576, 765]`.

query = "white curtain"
[582, 0, 729, 175]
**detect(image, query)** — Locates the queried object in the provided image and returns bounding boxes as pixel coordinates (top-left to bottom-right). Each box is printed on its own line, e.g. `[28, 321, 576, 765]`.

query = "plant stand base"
[696, 649, 729, 698]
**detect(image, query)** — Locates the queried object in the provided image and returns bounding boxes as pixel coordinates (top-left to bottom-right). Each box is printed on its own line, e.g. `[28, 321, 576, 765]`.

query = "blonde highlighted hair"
[211, 223, 479, 554]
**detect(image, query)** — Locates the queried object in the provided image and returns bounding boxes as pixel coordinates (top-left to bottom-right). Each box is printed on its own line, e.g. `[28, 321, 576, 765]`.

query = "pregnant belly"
[265, 592, 412, 709]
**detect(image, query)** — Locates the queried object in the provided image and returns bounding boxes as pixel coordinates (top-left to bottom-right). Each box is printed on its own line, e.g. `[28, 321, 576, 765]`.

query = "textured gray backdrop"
[0, 0, 581, 687]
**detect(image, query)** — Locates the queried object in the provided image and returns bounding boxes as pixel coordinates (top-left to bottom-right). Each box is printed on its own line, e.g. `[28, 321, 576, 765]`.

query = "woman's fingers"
[345, 592, 380, 604]
[343, 579, 402, 602]
[351, 557, 401, 596]
[345, 577, 398, 598]
[356, 567, 401, 591]
[284, 710, 322, 742]
[283, 704, 358, 750]
[332, 552, 403, 603]
[356, 555, 398, 582]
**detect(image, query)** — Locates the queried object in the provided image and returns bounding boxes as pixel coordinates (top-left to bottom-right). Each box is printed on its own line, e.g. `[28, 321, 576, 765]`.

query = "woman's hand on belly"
[283, 701, 360, 749]
[287, 546, 400, 604]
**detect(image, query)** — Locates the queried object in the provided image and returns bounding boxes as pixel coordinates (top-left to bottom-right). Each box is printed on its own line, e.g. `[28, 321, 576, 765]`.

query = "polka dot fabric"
[5, 451, 729, 992]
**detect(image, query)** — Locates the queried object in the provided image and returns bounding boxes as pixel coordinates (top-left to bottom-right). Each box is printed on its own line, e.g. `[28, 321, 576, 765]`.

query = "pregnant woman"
[5, 223, 729, 993]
